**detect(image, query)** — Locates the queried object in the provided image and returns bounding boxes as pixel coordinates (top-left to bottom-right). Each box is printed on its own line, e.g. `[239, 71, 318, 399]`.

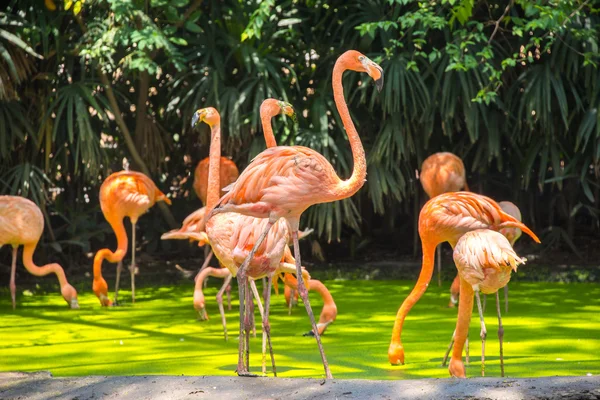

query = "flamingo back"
[453, 229, 526, 294]
[498, 201, 523, 246]
[0, 196, 44, 246]
[193, 157, 239, 205]
[217, 146, 341, 219]
[100, 171, 169, 222]
[419, 192, 540, 246]
[420, 152, 467, 198]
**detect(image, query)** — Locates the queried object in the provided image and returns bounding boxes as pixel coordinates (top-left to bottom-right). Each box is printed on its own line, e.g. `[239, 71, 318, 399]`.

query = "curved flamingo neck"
[93, 217, 128, 280]
[260, 103, 278, 148]
[21, 244, 69, 288]
[332, 59, 367, 200]
[309, 280, 334, 305]
[205, 123, 222, 212]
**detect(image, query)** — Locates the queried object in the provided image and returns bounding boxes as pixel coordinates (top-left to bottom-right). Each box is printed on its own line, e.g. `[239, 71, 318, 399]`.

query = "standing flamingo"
[419, 152, 469, 287]
[449, 229, 526, 378]
[388, 191, 540, 368]
[448, 200, 522, 310]
[92, 171, 171, 306]
[208, 50, 383, 379]
[186, 106, 316, 377]
[1, 196, 79, 309]
[162, 98, 297, 334]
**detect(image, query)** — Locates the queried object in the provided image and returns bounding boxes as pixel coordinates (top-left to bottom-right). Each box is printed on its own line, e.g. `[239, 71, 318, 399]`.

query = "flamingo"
[92, 171, 171, 306]
[184, 106, 318, 377]
[193, 157, 239, 207]
[449, 229, 526, 377]
[448, 200, 522, 310]
[162, 98, 297, 334]
[419, 152, 469, 288]
[0, 195, 79, 309]
[388, 191, 540, 369]
[207, 50, 383, 379]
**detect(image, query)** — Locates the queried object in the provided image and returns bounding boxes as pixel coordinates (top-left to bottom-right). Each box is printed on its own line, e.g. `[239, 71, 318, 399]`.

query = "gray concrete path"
[1, 372, 598, 400]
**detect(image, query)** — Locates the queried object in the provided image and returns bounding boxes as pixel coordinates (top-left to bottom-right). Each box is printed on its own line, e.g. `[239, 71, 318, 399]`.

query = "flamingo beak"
[192, 109, 206, 128]
[362, 57, 384, 92]
[70, 298, 80, 309]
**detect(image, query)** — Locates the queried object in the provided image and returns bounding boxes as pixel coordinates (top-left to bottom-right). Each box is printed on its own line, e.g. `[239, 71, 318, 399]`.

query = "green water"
[1, 280, 599, 379]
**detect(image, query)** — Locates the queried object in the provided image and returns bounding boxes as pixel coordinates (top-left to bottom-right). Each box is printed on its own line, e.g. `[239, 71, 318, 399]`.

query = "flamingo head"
[193, 289, 208, 320]
[341, 50, 384, 92]
[61, 283, 79, 309]
[192, 107, 220, 128]
[277, 101, 297, 122]
[93, 277, 112, 307]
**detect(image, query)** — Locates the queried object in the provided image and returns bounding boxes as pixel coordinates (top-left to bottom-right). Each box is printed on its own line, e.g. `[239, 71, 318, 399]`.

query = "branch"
[488, 0, 514, 45]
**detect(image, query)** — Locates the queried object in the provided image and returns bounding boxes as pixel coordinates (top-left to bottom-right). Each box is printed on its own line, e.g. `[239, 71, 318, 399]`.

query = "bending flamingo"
[93, 171, 171, 306]
[208, 50, 383, 379]
[388, 191, 540, 371]
[450, 229, 526, 378]
[448, 200, 522, 310]
[1, 196, 79, 309]
[419, 152, 469, 288]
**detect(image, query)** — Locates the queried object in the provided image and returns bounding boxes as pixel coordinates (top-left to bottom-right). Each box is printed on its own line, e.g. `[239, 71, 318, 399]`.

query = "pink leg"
[10, 247, 17, 310]
[216, 274, 233, 341]
[114, 260, 123, 305]
[292, 230, 333, 379]
[235, 220, 275, 377]
[226, 283, 232, 310]
[198, 249, 213, 289]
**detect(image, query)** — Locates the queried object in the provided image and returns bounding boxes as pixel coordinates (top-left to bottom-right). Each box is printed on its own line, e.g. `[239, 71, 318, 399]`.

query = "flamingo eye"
[358, 56, 365, 61]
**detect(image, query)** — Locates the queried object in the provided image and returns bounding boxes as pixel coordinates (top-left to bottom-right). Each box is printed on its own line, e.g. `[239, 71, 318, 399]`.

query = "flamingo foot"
[388, 342, 405, 365]
[448, 358, 466, 378]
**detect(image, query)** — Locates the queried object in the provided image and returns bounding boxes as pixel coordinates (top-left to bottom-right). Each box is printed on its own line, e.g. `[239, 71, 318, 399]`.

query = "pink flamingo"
[1, 195, 79, 309]
[449, 229, 526, 377]
[208, 50, 383, 379]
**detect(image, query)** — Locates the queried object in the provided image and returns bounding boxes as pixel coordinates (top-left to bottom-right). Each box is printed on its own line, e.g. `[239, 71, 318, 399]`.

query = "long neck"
[205, 123, 222, 212]
[21, 243, 68, 288]
[93, 216, 128, 280]
[260, 106, 278, 148]
[332, 61, 367, 199]
[389, 238, 436, 353]
[309, 279, 334, 305]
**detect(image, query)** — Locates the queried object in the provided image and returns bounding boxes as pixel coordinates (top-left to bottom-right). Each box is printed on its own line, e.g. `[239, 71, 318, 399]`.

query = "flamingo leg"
[130, 221, 137, 303]
[288, 289, 295, 315]
[226, 282, 232, 310]
[216, 273, 233, 341]
[114, 261, 123, 305]
[466, 333, 470, 366]
[441, 330, 455, 366]
[234, 220, 274, 377]
[244, 279, 252, 370]
[448, 277, 473, 378]
[201, 247, 212, 289]
[436, 245, 442, 287]
[496, 290, 505, 377]
[475, 290, 487, 377]
[251, 279, 276, 377]
[504, 284, 509, 314]
[10, 246, 17, 310]
[483, 293, 487, 312]
[263, 276, 276, 377]
[292, 230, 333, 379]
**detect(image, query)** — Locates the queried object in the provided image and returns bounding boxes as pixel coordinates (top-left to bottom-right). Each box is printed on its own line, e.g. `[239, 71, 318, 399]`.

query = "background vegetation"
[0, 0, 599, 271]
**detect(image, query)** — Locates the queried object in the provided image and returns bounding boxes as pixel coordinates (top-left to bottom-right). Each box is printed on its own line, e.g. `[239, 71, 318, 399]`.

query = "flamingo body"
[194, 157, 239, 205]
[420, 152, 469, 198]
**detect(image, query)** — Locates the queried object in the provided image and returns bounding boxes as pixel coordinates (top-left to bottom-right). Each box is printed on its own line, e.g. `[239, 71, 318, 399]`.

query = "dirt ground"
[1, 372, 598, 400]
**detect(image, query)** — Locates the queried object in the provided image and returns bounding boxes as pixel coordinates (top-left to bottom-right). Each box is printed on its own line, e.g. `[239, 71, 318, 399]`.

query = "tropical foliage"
[0, 0, 598, 267]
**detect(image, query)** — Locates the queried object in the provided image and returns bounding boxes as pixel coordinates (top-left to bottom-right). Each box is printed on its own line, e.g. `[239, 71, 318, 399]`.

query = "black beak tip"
[303, 330, 315, 337]
[375, 76, 384, 93]
[191, 113, 199, 128]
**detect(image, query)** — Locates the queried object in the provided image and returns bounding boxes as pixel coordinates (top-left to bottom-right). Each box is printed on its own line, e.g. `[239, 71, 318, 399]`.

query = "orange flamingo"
[0, 196, 79, 309]
[92, 171, 171, 306]
[162, 99, 296, 334]
[449, 229, 526, 378]
[388, 192, 540, 368]
[281, 273, 337, 336]
[193, 158, 239, 206]
[208, 50, 383, 379]
[185, 106, 314, 377]
[448, 200, 522, 310]
[419, 152, 469, 287]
